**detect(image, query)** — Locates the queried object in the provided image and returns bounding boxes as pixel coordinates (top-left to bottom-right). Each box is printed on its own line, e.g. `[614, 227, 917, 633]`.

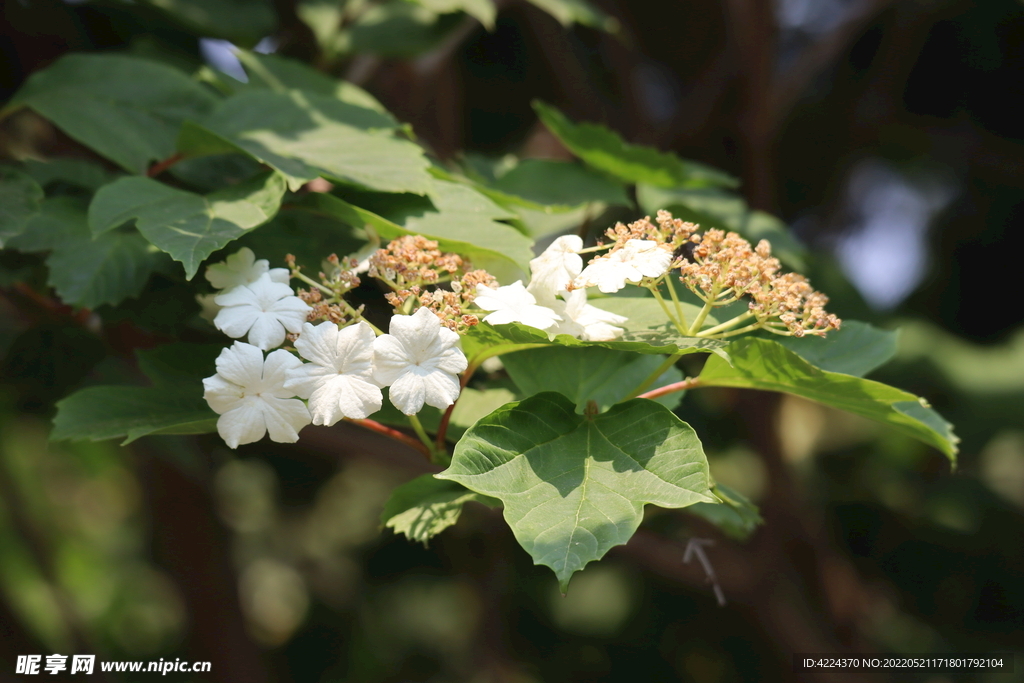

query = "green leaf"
[22, 159, 116, 192]
[503, 346, 683, 413]
[410, 0, 497, 28]
[6, 54, 218, 173]
[0, 167, 43, 247]
[52, 385, 217, 445]
[349, 3, 465, 58]
[89, 172, 287, 279]
[181, 90, 431, 193]
[381, 474, 500, 545]
[489, 159, 630, 210]
[448, 387, 519, 439]
[766, 321, 898, 377]
[139, 0, 277, 45]
[438, 393, 716, 590]
[301, 182, 534, 280]
[136, 343, 222, 386]
[523, 0, 618, 31]
[686, 484, 763, 541]
[7, 197, 164, 308]
[533, 101, 738, 189]
[233, 51, 393, 117]
[636, 184, 807, 270]
[698, 337, 959, 461]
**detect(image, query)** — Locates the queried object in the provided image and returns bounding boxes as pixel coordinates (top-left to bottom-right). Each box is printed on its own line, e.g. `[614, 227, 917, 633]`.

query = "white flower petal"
[434, 347, 469, 375]
[420, 369, 461, 410]
[332, 322, 377, 375]
[262, 349, 304, 396]
[475, 281, 561, 330]
[247, 314, 287, 351]
[307, 374, 382, 425]
[217, 398, 267, 449]
[205, 247, 269, 290]
[269, 268, 290, 284]
[213, 342, 265, 387]
[527, 235, 584, 302]
[293, 322, 337, 367]
[372, 334, 412, 386]
[202, 374, 245, 414]
[573, 239, 672, 293]
[259, 396, 310, 443]
[388, 371, 428, 415]
[283, 363, 334, 399]
[214, 304, 259, 339]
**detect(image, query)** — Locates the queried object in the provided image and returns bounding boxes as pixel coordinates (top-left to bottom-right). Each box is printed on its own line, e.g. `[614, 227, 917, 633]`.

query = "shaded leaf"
[136, 343, 222, 386]
[350, 3, 464, 58]
[140, 0, 276, 45]
[411, 0, 497, 29]
[0, 166, 43, 247]
[22, 159, 115, 192]
[686, 484, 763, 541]
[381, 474, 500, 545]
[698, 337, 958, 461]
[89, 172, 287, 279]
[7, 54, 218, 173]
[533, 101, 738, 189]
[438, 393, 717, 590]
[523, 0, 618, 31]
[52, 385, 217, 445]
[766, 321, 898, 377]
[489, 159, 630, 210]
[503, 346, 684, 413]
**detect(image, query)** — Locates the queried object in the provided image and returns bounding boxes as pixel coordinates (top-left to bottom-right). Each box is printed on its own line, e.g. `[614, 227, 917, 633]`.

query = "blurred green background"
[2, 0, 1024, 681]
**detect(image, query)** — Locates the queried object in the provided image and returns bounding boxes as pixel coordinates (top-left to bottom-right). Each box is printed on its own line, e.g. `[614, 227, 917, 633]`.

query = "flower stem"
[349, 418, 432, 459]
[664, 278, 689, 331]
[626, 353, 683, 398]
[697, 311, 755, 337]
[408, 414, 446, 465]
[292, 269, 334, 295]
[575, 244, 612, 254]
[649, 286, 687, 336]
[686, 283, 720, 336]
[714, 322, 767, 338]
[637, 376, 702, 401]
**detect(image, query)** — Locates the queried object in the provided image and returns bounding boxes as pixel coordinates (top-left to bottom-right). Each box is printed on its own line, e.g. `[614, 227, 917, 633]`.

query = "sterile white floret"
[474, 281, 562, 330]
[373, 307, 468, 415]
[213, 273, 311, 351]
[572, 239, 673, 293]
[203, 342, 311, 448]
[526, 235, 584, 303]
[550, 289, 627, 342]
[205, 247, 289, 290]
[284, 321, 382, 425]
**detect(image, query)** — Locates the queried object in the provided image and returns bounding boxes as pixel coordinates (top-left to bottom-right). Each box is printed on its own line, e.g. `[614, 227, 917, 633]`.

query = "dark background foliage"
[2, 0, 1023, 682]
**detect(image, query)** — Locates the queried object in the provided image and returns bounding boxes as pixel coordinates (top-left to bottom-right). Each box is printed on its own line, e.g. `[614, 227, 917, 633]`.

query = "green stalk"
[697, 311, 755, 338]
[664, 278, 688, 331]
[407, 414, 446, 465]
[626, 353, 683, 399]
[649, 286, 687, 336]
[686, 283, 720, 336]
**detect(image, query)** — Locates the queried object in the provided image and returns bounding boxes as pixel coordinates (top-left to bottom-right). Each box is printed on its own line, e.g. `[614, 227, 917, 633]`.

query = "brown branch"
[637, 376, 701, 400]
[145, 152, 183, 178]
[350, 418, 433, 459]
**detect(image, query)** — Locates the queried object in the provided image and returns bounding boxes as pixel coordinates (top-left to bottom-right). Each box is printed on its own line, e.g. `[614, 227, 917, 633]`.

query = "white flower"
[205, 247, 289, 290]
[572, 239, 673, 293]
[373, 307, 468, 415]
[283, 321, 382, 425]
[213, 273, 311, 351]
[203, 342, 311, 448]
[474, 281, 562, 330]
[526, 235, 584, 304]
[550, 289, 627, 342]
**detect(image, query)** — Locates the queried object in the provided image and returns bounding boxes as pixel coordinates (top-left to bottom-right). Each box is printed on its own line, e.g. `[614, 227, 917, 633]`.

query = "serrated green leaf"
[438, 393, 716, 590]
[636, 184, 807, 270]
[523, 0, 618, 31]
[6, 54, 218, 174]
[766, 321, 898, 377]
[687, 484, 763, 541]
[7, 196, 164, 308]
[449, 387, 519, 438]
[89, 172, 287, 279]
[52, 385, 217, 445]
[489, 159, 630, 210]
[533, 101, 738, 189]
[410, 0, 497, 28]
[503, 346, 683, 413]
[0, 166, 43, 247]
[22, 158, 116, 192]
[181, 90, 431, 193]
[301, 182, 534, 280]
[699, 337, 958, 461]
[141, 0, 277, 45]
[382, 474, 500, 545]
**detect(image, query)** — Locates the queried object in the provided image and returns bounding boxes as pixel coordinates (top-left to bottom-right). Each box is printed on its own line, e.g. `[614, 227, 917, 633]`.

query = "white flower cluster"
[201, 249, 468, 449]
[472, 235, 658, 341]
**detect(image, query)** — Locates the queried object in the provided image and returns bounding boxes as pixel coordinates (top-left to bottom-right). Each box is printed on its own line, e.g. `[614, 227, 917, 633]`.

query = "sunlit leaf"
[767, 321, 898, 377]
[489, 159, 630, 210]
[533, 101, 738, 189]
[438, 393, 717, 590]
[411, 0, 497, 29]
[699, 337, 958, 461]
[524, 0, 618, 31]
[89, 172, 287, 279]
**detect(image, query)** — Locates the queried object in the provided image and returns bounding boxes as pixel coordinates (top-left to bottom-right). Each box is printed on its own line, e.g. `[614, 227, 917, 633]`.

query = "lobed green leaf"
[381, 474, 500, 545]
[686, 484, 763, 541]
[0, 166, 43, 247]
[438, 392, 717, 590]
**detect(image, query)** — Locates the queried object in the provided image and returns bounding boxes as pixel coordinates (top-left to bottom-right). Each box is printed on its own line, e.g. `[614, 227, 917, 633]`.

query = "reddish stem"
[637, 377, 702, 400]
[350, 418, 432, 459]
[146, 152, 184, 178]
